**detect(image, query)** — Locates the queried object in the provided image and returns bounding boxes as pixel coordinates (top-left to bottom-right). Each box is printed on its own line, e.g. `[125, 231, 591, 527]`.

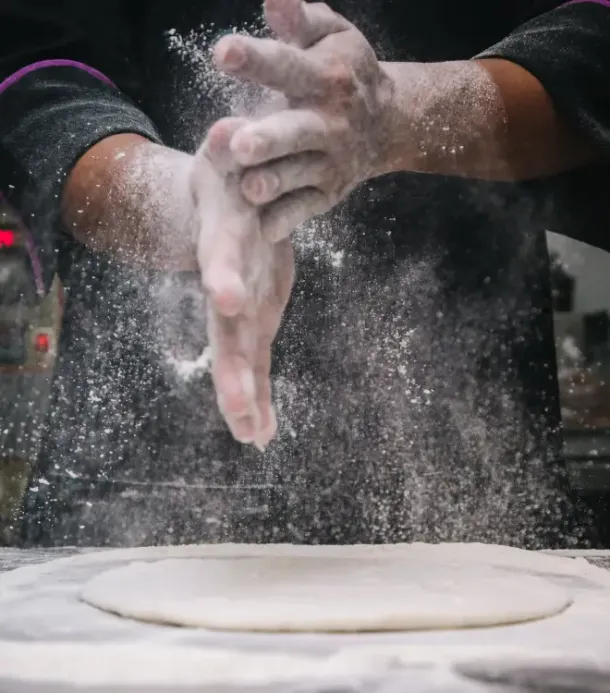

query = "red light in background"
[35, 333, 50, 353]
[0, 229, 16, 248]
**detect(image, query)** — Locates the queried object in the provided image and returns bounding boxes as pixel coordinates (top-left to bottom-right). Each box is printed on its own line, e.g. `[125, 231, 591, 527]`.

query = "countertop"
[4, 546, 610, 692]
[2, 546, 610, 574]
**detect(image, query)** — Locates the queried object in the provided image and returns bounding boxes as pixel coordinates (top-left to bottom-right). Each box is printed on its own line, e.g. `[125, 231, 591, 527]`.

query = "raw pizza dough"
[80, 544, 572, 632]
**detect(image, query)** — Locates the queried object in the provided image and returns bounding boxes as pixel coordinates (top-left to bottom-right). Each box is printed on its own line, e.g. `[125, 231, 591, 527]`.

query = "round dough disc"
[80, 547, 571, 633]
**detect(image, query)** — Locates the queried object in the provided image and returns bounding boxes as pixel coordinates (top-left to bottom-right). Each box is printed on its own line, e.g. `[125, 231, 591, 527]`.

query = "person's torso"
[19, 0, 583, 548]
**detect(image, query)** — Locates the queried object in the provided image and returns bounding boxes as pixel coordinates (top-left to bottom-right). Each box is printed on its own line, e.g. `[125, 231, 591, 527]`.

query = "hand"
[212, 0, 395, 241]
[191, 117, 295, 449]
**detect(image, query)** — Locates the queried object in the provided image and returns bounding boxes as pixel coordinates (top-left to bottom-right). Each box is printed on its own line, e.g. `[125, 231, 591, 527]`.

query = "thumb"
[264, 0, 350, 48]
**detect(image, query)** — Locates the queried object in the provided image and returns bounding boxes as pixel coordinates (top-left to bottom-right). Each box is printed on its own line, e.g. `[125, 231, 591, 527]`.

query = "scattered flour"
[165, 347, 212, 381]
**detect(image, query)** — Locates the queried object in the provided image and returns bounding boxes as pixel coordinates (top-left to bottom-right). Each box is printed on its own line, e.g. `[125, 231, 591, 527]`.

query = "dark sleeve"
[0, 4, 162, 289]
[476, 2, 610, 253]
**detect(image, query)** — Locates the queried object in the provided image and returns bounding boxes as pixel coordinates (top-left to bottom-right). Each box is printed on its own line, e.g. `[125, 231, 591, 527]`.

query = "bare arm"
[0, 8, 289, 448]
[61, 134, 199, 271]
[216, 0, 610, 232]
[61, 125, 294, 450]
[380, 58, 597, 182]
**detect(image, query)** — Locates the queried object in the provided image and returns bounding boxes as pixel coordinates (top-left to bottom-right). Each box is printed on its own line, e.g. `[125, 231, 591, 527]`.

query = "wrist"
[374, 60, 514, 180]
[372, 62, 422, 178]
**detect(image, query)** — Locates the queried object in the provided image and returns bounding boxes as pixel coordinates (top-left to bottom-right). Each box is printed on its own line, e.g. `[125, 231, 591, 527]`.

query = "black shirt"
[2, 0, 610, 548]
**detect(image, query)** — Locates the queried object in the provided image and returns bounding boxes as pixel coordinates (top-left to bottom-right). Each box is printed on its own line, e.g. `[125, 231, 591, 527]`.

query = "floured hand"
[191, 118, 294, 449]
[213, 0, 395, 241]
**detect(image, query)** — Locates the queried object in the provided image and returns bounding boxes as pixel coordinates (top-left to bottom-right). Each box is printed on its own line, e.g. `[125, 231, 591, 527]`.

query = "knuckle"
[225, 395, 249, 417]
[326, 64, 356, 93]
[206, 120, 230, 150]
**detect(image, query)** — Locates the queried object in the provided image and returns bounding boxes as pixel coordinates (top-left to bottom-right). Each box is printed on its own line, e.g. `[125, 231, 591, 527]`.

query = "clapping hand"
[192, 118, 294, 450]
[213, 0, 395, 241]
[195, 0, 394, 449]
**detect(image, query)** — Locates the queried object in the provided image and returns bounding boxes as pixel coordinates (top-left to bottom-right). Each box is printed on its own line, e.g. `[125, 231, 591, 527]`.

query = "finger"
[230, 109, 328, 167]
[241, 151, 332, 205]
[219, 365, 258, 444]
[264, 0, 351, 48]
[251, 239, 294, 449]
[251, 346, 276, 451]
[261, 188, 330, 242]
[273, 238, 297, 307]
[201, 116, 249, 174]
[208, 308, 258, 443]
[198, 197, 258, 318]
[256, 405, 277, 451]
[191, 117, 247, 198]
[201, 231, 249, 317]
[262, 0, 303, 43]
[214, 35, 327, 100]
[252, 374, 278, 451]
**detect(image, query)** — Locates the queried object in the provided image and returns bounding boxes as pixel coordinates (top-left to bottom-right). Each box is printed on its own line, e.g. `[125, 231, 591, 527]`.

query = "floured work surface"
[2, 543, 610, 691]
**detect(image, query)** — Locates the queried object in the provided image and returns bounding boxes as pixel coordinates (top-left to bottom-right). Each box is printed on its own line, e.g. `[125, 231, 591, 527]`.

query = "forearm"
[62, 134, 198, 271]
[379, 59, 597, 182]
